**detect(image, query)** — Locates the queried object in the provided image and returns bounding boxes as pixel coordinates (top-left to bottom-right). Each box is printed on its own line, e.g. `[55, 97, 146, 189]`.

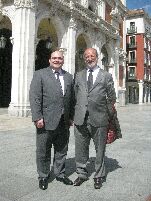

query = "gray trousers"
[74, 120, 107, 179]
[36, 115, 69, 179]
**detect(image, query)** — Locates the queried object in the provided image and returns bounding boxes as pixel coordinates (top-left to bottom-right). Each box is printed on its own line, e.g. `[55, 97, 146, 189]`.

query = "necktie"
[87, 69, 93, 91]
[55, 71, 60, 80]
[55, 71, 63, 93]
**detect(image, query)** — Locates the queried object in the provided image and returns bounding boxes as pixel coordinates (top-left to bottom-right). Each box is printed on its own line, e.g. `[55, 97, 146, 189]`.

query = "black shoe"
[94, 178, 102, 189]
[56, 176, 73, 185]
[73, 177, 88, 186]
[101, 176, 106, 183]
[39, 178, 48, 190]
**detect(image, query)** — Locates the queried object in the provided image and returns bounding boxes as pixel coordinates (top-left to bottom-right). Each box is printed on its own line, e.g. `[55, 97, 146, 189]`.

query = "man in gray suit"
[29, 50, 74, 190]
[73, 48, 117, 189]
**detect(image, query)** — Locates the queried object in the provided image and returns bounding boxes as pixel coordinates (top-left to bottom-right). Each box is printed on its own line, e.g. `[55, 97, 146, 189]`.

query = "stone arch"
[36, 11, 65, 47]
[0, 6, 15, 24]
[101, 43, 112, 71]
[75, 33, 91, 72]
[35, 11, 66, 70]
[0, 15, 12, 107]
[88, 0, 97, 13]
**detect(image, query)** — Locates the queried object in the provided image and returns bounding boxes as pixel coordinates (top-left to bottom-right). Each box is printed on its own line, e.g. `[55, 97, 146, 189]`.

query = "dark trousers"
[74, 119, 107, 179]
[36, 115, 69, 179]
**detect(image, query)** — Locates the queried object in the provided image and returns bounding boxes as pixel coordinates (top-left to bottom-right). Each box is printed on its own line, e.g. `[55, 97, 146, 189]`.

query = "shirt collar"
[52, 68, 62, 75]
[87, 65, 100, 72]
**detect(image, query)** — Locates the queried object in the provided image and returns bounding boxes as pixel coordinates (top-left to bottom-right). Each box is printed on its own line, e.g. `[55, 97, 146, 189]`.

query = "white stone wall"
[126, 18, 145, 33]
[0, 0, 126, 116]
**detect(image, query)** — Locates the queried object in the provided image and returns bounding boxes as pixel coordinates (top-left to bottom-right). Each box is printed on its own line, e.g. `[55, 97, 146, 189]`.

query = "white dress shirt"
[87, 66, 100, 84]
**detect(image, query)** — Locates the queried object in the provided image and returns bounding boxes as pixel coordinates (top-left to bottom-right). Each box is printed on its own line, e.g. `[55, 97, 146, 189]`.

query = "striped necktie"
[55, 71, 63, 93]
[87, 69, 93, 91]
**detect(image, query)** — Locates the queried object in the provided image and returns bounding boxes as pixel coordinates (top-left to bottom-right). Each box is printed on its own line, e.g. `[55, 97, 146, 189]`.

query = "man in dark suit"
[73, 48, 117, 189]
[29, 50, 74, 190]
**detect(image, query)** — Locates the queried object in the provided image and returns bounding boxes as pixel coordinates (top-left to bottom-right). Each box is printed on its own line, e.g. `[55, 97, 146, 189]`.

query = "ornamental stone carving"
[14, 0, 38, 9]
[69, 17, 77, 30]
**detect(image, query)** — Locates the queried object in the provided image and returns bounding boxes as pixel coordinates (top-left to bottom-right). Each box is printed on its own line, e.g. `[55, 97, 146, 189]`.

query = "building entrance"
[0, 28, 12, 107]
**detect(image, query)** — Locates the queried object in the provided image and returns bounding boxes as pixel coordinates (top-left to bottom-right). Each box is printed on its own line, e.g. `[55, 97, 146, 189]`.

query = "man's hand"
[35, 119, 44, 128]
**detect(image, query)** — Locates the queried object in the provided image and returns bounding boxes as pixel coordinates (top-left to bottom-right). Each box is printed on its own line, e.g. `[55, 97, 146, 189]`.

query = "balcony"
[128, 59, 137, 64]
[127, 43, 137, 49]
[127, 27, 137, 34]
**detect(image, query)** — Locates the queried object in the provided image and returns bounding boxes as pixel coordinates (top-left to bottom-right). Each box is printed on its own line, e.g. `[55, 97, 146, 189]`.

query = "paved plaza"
[0, 104, 151, 201]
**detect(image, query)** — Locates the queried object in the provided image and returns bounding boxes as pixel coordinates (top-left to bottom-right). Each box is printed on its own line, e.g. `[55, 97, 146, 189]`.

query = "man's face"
[84, 48, 98, 68]
[49, 51, 64, 70]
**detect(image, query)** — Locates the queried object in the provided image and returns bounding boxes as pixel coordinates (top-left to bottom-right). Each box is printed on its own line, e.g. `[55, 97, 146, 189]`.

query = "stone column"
[65, 16, 77, 75]
[148, 84, 151, 103]
[138, 80, 144, 104]
[8, 0, 37, 116]
[113, 46, 120, 102]
[97, 0, 105, 19]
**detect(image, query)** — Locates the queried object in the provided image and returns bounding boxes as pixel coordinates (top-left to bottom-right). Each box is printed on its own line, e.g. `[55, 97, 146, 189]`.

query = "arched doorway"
[75, 34, 87, 73]
[35, 18, 58, 71]
[101, 45, 109, 71]
[0, 16, 12, 107]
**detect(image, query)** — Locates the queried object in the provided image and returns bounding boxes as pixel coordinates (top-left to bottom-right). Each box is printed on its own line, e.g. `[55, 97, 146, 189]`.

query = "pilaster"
[66, 14, 77, 75]
[8, 0, 37, 116]
[138, 80, 144, 104]
[66, 1, 77, 75]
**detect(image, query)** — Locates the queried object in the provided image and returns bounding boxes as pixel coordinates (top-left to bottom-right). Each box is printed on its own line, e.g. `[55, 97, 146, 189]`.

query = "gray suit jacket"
[29, 67, 74, 130]
[74, 68, 116, 127]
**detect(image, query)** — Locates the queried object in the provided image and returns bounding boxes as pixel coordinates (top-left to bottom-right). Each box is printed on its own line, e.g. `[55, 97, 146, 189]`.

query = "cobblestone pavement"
[0, 104, 151, 201]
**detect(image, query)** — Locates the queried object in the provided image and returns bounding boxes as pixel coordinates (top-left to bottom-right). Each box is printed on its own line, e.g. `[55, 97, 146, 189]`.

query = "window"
[128, 67, 135, 79]
[130, 36, 135, 45]
[129, 51, 136, 63]
[130, 22, 135, 30]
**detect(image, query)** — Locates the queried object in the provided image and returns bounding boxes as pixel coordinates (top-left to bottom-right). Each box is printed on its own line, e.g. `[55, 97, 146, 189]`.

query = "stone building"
[0, 0, 127, 116]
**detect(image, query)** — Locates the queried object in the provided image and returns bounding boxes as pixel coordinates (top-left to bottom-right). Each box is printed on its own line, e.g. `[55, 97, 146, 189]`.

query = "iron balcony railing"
[127, 27, 137, 34]
[128, 59, 137, 63]
[127, 43, 137, 48]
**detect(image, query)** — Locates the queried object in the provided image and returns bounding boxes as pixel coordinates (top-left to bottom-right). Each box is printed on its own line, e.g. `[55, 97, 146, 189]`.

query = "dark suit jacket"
[29, 67, 74, 130]
[74, 68, 116, 127]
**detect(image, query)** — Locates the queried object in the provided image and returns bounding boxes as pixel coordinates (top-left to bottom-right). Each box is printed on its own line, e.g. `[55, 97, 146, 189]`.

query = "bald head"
[83, 48, 98, 69]
[84, 48, 98, 58]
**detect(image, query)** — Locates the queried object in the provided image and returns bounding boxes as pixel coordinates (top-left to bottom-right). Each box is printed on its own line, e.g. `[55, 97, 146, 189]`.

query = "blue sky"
[126, 0, 151, 16]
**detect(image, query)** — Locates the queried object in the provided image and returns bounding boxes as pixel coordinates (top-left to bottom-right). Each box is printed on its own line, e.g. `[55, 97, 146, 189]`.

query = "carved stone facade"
[14, 0, 38, 9]
[0, 0, 127, 116]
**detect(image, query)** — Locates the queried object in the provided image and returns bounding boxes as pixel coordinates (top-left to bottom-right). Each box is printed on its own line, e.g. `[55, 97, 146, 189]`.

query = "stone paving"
[0, 104, 151, 201]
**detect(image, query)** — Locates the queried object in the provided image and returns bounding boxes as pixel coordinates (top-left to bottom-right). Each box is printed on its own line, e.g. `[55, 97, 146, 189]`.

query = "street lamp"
[45, 36, 52, 49]
[79, 48, 84, 59]
[0, 35, 7, 49]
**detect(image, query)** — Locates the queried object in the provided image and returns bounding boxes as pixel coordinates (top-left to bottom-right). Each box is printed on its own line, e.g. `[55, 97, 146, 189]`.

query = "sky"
[126, 0, 151, 16]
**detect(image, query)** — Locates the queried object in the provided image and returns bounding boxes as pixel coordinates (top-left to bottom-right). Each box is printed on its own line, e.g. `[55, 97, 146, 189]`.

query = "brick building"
[126, 9, 151, 104]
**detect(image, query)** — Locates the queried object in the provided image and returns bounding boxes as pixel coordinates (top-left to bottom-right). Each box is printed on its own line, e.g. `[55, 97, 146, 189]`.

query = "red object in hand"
[106, 123, 116, 144]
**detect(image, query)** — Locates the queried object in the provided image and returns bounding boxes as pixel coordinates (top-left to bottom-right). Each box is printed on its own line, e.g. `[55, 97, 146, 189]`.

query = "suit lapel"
[62, 69, 70, 95]
[81, 69, 88, 92]
[46, 67, 55, 80]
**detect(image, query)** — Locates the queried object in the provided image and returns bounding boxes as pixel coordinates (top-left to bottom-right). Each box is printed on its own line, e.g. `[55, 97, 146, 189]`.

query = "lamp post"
[79, 48, 84, 59]
[0, 35, 7, 49]
[45, 36, 52, 50]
